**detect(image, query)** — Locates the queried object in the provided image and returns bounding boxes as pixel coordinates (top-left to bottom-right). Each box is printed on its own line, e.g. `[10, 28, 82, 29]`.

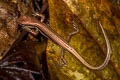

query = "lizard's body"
[17, 16, 111, 70]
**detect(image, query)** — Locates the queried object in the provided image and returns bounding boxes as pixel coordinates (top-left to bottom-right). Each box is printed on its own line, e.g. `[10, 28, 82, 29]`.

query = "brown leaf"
[0, 40, 46, 80]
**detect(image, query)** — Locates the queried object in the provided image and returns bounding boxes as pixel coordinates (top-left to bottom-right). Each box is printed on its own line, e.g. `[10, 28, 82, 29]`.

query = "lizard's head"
[17, 16, 33, 25]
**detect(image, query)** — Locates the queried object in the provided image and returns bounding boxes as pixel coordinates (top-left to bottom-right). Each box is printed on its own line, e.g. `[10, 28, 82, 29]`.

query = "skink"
[17, 16, 111, 70]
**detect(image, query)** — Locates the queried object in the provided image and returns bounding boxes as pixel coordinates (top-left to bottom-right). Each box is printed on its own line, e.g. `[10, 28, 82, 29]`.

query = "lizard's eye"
[17, 16, 26, 24]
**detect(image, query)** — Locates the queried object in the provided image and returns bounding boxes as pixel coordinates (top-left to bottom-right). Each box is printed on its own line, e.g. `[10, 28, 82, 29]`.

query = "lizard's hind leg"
[59, 21, 79, 66]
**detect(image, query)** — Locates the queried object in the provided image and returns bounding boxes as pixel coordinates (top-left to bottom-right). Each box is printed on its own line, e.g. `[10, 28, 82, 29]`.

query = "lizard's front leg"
[21, 13, 45, 36]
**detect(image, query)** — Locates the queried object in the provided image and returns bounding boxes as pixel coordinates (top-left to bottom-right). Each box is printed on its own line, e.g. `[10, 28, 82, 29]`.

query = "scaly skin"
[17, 16, 111, 70]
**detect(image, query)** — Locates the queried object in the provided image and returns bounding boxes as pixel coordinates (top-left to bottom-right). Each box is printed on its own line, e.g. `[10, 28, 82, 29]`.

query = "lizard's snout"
[17, 16, 29, 25]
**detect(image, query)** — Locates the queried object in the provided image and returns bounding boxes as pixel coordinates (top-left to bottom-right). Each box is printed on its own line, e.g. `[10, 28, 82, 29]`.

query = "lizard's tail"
[68, 21, 111, 70]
